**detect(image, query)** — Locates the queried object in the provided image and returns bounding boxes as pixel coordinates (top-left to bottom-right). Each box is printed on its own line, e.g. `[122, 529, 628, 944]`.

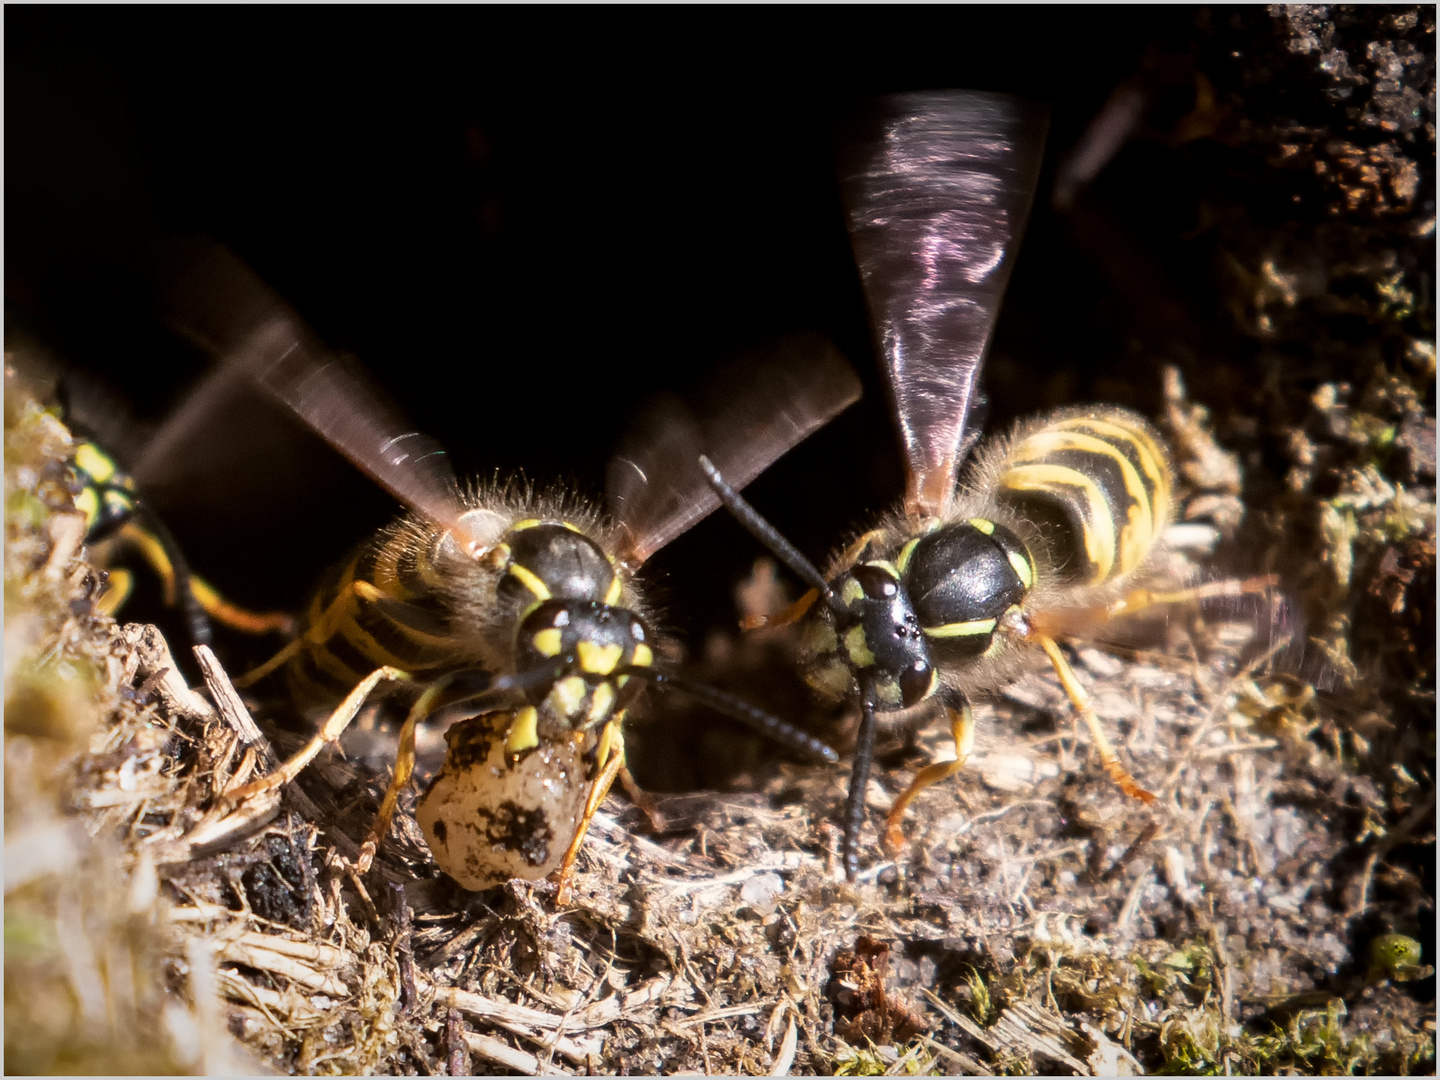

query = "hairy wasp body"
[701, 90, 1272, 879]
[178, 245, 855, 895]
[801, 406, 1173, 715]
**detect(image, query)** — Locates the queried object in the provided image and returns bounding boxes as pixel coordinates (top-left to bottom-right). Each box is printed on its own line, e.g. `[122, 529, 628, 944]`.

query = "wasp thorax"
[495, 521, 620, 610]
[514, 598, 651, 732]
[904, 519, 1034, 660]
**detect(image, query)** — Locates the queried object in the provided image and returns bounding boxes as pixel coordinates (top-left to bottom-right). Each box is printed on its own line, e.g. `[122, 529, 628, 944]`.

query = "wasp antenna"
[842, 673, 881, 882]
[640, 670, 839, 764]
[698, 455, 839, 611]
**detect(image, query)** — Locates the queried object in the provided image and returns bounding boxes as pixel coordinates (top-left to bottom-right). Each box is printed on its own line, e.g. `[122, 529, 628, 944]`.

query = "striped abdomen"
[997, 410, 1172, 586]
[287, 522, 480, 709]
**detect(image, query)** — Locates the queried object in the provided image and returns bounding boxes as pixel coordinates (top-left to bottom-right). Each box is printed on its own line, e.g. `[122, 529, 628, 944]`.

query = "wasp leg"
[742, 587, 819, 631]
[552, 719, 627, 905]
[1105, 573, 1281, 620]
[617, 759, 665, 833]
[226, 665, 413, 803]
[1036, 634, 1156, 803]
[96, 566, 135, 617]
[753, 528, 882, 629]
[234, 578, 380, 687]
[112, 516, 212, 647]
[882, 701, 975, 855]
[188, 576, 295, 635]
[353, 681, 451, 874]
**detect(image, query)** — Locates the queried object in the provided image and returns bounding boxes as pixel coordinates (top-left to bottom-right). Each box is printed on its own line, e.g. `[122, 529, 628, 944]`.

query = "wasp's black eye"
[899, 660, 934, 708]
[851, 564, 898, 600]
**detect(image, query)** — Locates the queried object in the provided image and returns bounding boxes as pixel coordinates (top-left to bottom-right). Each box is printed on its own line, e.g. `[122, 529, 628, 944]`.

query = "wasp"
[4, 356, 293, 648]
[172, 246, 855, 897]
[701, 91, 1275, 879]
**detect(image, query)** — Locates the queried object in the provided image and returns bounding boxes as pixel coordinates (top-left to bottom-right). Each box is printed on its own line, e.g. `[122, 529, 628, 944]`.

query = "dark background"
[8, 6, 1256, 653]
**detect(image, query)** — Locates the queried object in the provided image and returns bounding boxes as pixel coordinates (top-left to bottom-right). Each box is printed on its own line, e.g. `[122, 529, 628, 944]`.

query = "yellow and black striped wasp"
[170, 245, 856, 897]
[4, 352, 293, 649]
[702, 90, 1276, 879]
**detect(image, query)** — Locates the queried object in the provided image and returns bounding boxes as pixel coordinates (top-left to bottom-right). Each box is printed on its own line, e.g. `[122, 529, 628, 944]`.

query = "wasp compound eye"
[899, 659, 934, 708]
[851, 563, 899, 600]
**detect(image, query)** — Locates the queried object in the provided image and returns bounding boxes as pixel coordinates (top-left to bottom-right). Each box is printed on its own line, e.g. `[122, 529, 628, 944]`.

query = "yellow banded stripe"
[1014, 427, 1154, 574]
[507, 562, 552, 600]
[1061, 417, 1172, 534]
[923, 617, 998, 639]
[74, 486, 100, 526]
[999, 413, 1174, 586]
[1001, 462, 1117, 582]
[73, 442, 118, 484]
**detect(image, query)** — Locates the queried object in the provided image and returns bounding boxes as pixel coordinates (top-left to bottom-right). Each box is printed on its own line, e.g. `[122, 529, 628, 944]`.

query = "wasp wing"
[607, 331, 860, 567]
[164, 243, 477, 546]
[837, 90, 1049, 520]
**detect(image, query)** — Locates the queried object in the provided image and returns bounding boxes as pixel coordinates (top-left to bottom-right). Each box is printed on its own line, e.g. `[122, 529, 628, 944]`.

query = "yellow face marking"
[808, 660, 853, 701]
[505, 706, 540, 754]
[533, 627, 563, 658]
[844, 625, 875, 668]
[865, 559, 900, 579]
[924, 617, 998, 639]
[841, 578, 865, 606]
[631, 642, 653, 668]
[1007, 549, 1035, 590]
[968, 517, 996, 536]
[551, 676, 587, 718]
[604, 573, 624, 606]
[73, 442, 117, 484]
[576, 640, 623, 675]
[803, 619, 838, 656]
[507, 562, 552, 600]
[74, 486, 100, 525]
[895, 537, 920, 575]
[102, 489, 134, 514]
[510, 518, 542, 532]
[587, 681, 616, 724]
[1020, 427, 1156, 573]
[1001, 463, 1116, 582]
[560, 520, 586, 535]
[876, 680, 903, 707]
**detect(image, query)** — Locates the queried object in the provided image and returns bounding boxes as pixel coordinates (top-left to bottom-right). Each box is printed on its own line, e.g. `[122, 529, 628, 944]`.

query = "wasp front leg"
[551, 719, 628, 905]
[226, 665, 413, 804]
[883, 701, 975, 855]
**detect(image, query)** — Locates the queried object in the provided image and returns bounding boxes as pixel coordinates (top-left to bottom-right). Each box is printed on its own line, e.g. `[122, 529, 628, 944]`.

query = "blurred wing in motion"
[837, 90, 1049, 520]
[607, 331, 861, 567]
[163, 243, 481, 548]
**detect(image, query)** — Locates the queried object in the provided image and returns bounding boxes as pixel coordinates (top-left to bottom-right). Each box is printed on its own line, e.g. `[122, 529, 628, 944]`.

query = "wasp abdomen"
[997, 411, 1172, 586]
